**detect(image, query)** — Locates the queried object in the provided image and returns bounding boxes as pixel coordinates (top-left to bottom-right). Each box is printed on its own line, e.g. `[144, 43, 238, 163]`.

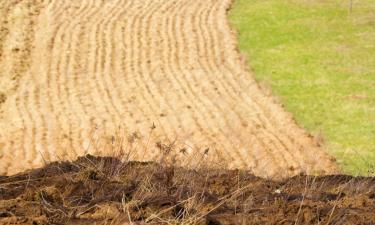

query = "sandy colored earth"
[0, 0, 338, 176]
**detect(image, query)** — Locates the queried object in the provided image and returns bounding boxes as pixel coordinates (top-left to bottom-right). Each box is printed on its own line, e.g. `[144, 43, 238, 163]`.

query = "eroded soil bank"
[0, 155, 374, 224]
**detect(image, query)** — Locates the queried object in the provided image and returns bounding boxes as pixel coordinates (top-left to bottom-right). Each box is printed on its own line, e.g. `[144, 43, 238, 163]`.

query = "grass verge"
[229, 0, 375, 174]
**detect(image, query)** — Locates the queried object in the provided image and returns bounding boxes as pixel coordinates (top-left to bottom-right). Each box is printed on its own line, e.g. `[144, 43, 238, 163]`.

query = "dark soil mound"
[0, 155, 374, 225]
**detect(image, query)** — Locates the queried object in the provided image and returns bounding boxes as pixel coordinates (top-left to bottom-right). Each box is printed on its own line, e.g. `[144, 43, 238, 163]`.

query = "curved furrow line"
[185, 0, 208, 71]
[159, 0, 217, 158]
[198, 0, 250, 106]
[191, 0, 245, 127]
[130, 2, 170, 134]
[171, 0, 240, 166]
[51, 1, 92, 159]
[155, 1, 192, 138]
[198, 0, 218, 74]
[137, 0, 201, 162]
[78, 1, 124, 156]
[196, 1, 253, 111]
[2, 100, 26, 172]
[117, 0, 154, 157]
[21, 87, 38, 168]
[7, 0, 67, 172]
[182, 0, 247, 168]
[196, 0, 292, 170]
[63, 0, 101, 156]
[201, 0, 244, 98]
[245, 119, 287, 173]
[211, 0, 243, 75]
[242, 78, 331, 167]
[144, 0, 214, 164]
[110, 0, 138, 131]
[0, 91, 32, 174]
[33, 0, 92, 163]
[123, 1, 192, 160]
[138, 0, 184, 142]
[105, 0, 135, 133]
[32, 81, 50, 165]
[183, 0, 238, 166]
[207, 0, 228, 69]
[3, 1, 53, 169]
[254, 119, 300, 169]
[211, 0, 244, 74]
[120, 0, 156, 145]
[5, 0, 42, 89]
[248, 93, 319, 167]
[93, 2, 142, 154]
[197, 0, 292, 169]
[76, 0, 115, 143]
[69, 0, 114, 154]
[199, 0, 249, 115]
[68, 0, 113, 152]
[112, 0, 141, 128]
[211, 0, 302, 165]
[104, 1, 145, 146]
[56, 0, 95, 158]
[68, 2, 102, 137]
[244, 135, 279, 176]
[256, 112, 303, 169]
[211, 0, 318, 168]
[258, 129, 292, 170]
[87, 0, 119, 135]
[44, 0, 86, 160]
[240, 97, 306, 169]
[205, 86, 295, 170]
[145, 0, 197, 143]
[170, 0, 242, 167]
[132, 0, 175, 159]
[41, 0, 70, 162]
[89, 0, 121, 136]
[184, 0, 260, 167]
[0, 2, 27, 173]
[0, 0, 43, 105]
[263, 130, 304, 170]
[20, 86, 37, 169]
[175, 0, 255, 167]
[48, 0, 66, 21]
[101, 0, 137, 138]
[121, 0, 159, 160]
[97, 0, 126, 126]
[28, 5, 63, 163]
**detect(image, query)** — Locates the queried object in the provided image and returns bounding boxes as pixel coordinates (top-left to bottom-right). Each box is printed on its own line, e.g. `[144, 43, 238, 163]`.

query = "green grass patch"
[229, 0, 375, 175]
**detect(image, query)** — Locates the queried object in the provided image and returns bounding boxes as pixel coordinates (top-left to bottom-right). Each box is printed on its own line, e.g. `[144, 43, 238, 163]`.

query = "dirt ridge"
[0, 155, 373, 224]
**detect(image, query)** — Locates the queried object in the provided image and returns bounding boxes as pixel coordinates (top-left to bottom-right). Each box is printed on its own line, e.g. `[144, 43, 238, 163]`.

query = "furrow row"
[0, 0, 338, 176]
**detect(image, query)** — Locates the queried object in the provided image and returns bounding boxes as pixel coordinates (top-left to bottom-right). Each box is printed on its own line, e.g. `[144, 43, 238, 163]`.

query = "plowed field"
[1, 156, 374, 224]
[0, 0, 338, 177]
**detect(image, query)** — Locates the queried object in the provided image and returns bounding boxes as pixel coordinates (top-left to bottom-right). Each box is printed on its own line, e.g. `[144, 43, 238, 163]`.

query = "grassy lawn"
[229, 0, 375, 175]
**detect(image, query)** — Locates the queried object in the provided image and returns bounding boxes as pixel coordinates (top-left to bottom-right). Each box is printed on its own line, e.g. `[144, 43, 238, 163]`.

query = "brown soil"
[0, 155, 373, 225]
[0, 0, 338, 177]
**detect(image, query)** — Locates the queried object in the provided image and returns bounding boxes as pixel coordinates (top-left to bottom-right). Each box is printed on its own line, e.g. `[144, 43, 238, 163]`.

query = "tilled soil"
[0, 0, 338, 177]
[0, 155, 373, 225]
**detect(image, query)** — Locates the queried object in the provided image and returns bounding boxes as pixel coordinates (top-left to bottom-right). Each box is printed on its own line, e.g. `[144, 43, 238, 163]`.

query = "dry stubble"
[0, 0, 338, 177]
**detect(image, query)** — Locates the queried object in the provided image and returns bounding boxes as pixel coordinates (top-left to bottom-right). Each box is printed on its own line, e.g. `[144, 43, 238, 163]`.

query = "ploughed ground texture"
[0, 155, 374, 225]
[0, 0, 338, 177]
